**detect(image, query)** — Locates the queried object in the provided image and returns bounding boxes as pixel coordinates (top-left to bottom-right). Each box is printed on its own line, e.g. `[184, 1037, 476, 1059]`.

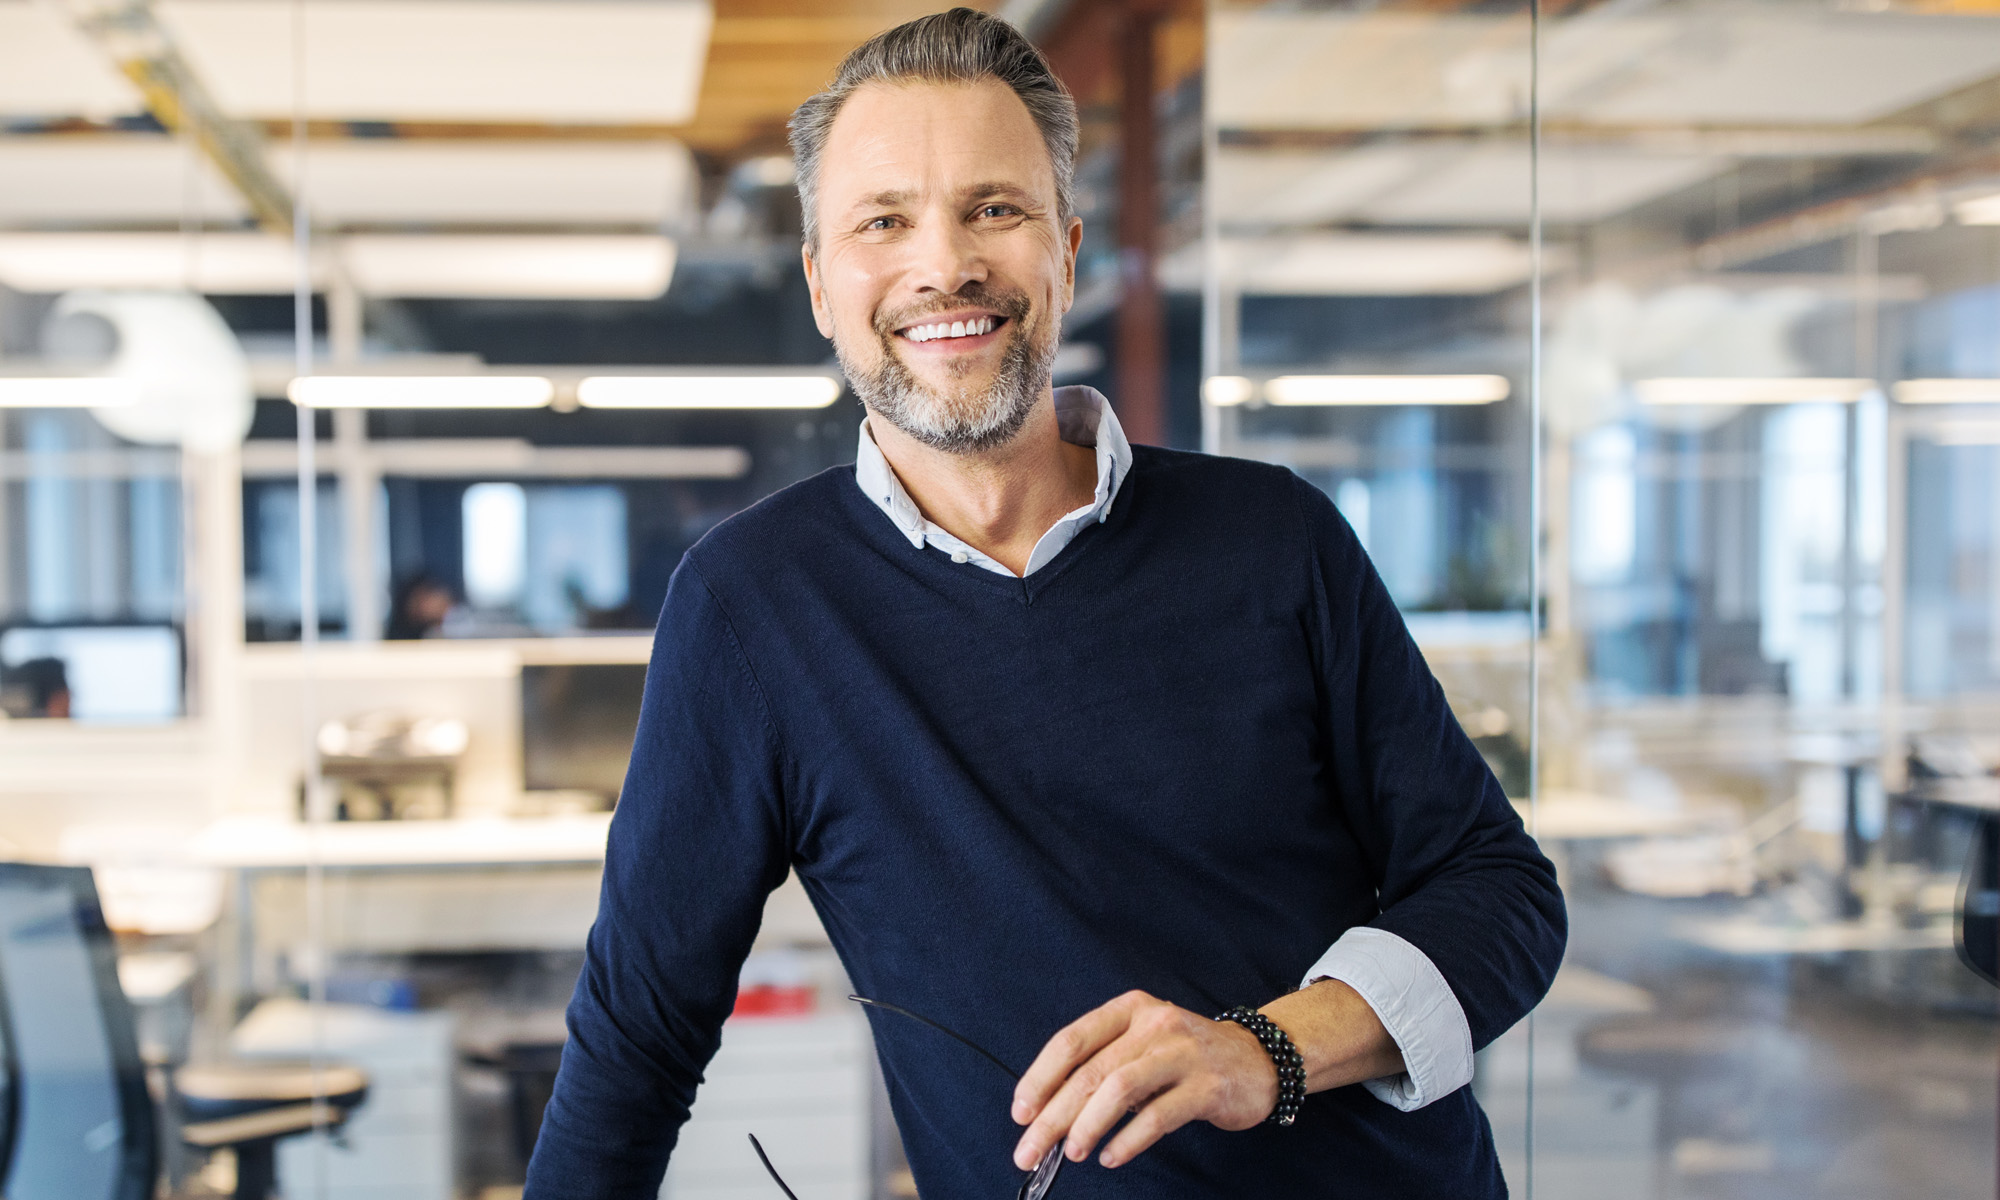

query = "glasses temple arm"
[748, 1132, 805, 1200]
[848, 995, 1022, 1082]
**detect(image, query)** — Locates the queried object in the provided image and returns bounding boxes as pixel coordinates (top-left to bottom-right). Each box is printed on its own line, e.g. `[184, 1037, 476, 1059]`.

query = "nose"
[905, 209, 986, 296]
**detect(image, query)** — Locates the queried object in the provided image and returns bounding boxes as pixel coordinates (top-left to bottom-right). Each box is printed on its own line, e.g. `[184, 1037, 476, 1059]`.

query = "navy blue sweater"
[526, 446, 1565, 1198]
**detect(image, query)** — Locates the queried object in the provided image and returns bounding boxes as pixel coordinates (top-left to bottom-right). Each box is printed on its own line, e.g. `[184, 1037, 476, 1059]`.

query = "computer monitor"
[0, 626, 182, 723]
[520, 663, 648, 804]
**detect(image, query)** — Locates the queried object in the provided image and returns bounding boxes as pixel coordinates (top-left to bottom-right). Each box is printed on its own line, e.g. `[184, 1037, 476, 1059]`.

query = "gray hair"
[788, 7, 1078, 254]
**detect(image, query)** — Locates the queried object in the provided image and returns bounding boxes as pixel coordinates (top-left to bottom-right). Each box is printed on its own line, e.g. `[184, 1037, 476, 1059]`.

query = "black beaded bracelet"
[1214, 1005, 1306, 1126]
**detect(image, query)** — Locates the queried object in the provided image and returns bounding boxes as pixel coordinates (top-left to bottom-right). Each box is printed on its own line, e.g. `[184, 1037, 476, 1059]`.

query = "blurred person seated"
[386, 574, 457, 640]
[0, 655, 71, 718]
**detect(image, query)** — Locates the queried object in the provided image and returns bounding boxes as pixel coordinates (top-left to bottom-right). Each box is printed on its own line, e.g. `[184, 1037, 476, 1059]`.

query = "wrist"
[1214, 1006, 1306, 1126]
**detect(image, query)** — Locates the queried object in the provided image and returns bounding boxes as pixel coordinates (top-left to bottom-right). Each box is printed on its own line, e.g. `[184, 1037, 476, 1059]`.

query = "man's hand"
[1008, 991, 1275, 1171]
[1009, 982, 1405, 1171]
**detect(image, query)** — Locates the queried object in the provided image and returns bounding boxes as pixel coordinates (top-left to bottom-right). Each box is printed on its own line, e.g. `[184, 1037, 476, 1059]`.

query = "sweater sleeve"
[525, 558, 793, 1199]
[1294, 474, 1567, 1052]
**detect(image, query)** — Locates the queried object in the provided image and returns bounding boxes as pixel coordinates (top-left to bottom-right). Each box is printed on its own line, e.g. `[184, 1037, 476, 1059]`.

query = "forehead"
[818, 76, 1055, 204]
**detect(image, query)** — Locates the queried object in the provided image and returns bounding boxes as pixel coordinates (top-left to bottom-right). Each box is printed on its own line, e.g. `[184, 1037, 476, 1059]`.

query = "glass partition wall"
[1208, 0, 2000, 1196]
[1204, 0, 1545, 1184]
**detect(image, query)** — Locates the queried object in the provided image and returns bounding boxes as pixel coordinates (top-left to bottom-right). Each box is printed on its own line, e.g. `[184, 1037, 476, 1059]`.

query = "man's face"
[804, 76, 1081, 455]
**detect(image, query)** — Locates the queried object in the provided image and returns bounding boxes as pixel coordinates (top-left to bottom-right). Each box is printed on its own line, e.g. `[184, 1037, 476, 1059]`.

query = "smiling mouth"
[897, 315, 1005, 344]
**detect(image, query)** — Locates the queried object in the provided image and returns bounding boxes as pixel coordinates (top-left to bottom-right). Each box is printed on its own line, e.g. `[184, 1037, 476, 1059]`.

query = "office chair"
[0, 863, 367, 1200]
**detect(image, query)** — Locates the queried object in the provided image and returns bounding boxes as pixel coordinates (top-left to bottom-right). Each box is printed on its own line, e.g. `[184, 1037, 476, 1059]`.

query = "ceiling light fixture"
[1203, 376, 1255, 407]
[1892, 378, 2000, 405]
[288, 376, 554, 409]
[576, 376, 843, 409]
[1265, 374, 1511, 406]
[1635, 378, 1874, 406]
[1953, 193, 2000, 225]
[0, 377, 139, 408]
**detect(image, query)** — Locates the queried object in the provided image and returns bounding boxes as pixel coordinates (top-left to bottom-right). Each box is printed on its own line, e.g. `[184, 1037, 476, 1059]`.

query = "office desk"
[191, 815, 612, 1012]
[189, 813, 613, 870]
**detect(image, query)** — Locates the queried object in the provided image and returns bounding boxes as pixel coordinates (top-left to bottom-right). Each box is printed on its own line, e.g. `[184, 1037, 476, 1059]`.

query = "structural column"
[1115, 0, 1167, 447]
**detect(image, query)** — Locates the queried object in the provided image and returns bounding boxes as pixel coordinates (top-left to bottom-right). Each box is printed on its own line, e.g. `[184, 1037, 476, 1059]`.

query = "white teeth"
[903, 317, 997, 342]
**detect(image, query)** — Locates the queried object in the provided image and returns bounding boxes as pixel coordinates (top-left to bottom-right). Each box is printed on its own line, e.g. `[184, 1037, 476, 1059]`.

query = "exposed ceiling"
[0, 0, 1005, 297]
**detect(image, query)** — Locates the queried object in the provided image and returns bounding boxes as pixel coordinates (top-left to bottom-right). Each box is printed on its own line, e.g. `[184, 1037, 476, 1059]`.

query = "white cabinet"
[662, 1011, 871, 1200]
[231, 998, 456, 1200]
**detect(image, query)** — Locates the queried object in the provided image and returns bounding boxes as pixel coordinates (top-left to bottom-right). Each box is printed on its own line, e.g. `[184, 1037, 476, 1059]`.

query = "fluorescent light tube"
[288, 376, 554, 409]
[1954, 193, 2000, 225]
[1203, 376, 1254, 407]
[1893, 379, 2000, 405]
[1928, 419, 2000, 445]
[576, 376, 842, 409]
[342, 234, 674, 299]
[1635, 378, 1873, 406]
[1265, 374, 1510, 406]
[0, 377, 138, 407]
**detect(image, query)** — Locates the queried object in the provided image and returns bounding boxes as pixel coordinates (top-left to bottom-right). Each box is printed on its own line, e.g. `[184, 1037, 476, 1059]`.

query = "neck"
[867, 391, 1098, 576]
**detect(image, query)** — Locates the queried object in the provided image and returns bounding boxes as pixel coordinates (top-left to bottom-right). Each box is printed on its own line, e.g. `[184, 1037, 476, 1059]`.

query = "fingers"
[1011, 991, 1144, 1125]
[1100, 1082, 1206, 1169]
[1012, 1027, 1146, 1169]
[1062, 1053, 1181, 1166]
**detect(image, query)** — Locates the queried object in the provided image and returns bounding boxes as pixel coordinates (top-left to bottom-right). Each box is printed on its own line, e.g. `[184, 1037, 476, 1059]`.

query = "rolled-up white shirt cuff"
[1301, 926, 1473, 1112]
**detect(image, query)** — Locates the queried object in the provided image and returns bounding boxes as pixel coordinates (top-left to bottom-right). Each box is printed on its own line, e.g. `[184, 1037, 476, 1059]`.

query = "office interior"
[3, 0, 2000, 1195]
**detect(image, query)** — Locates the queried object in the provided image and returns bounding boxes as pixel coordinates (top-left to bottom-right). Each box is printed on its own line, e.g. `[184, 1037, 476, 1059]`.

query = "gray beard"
[837, 313, 1056, 456]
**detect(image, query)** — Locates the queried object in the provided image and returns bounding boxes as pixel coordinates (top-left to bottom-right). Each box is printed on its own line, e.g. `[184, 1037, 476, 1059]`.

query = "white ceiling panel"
[156, 0, 713, 123]
[0, 138, 249, 226]
[1217, 234, 1536, 296]
[342, 234, 674, 298]
[0, 231, 673, 297]
[1359, 147, 1722, 226]
[1546, 14, 2000, 126]
[1213, 13, 1528, 130]
[1212, 148, 1424, 228]
[269, 141, 696, 226]
[0, 232, 311, 292]
[0, 2, 144, 118]
[1216, 145, 1721, 228]
[1214, 9, 2000, 130]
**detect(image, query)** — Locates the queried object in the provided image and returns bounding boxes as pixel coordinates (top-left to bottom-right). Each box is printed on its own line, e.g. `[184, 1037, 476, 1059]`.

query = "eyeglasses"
[748, 994, 1066, 1200]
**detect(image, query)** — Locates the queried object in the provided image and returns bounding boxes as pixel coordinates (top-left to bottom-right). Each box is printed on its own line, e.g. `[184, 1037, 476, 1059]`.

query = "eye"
[862, 216, 899, 231]
[978, 204, 1019, 220]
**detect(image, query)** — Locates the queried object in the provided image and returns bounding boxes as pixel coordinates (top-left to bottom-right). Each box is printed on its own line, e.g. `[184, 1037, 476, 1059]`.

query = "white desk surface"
[1513, 791, 1718, 841]
[189, 813, 612, 869]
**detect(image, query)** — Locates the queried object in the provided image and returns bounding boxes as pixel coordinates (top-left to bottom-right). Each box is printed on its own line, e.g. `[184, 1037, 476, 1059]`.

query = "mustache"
[873, 283, 1032, 338]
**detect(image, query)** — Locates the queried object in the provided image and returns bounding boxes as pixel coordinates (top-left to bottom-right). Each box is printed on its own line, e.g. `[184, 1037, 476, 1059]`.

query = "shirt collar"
[853, 385, 1132, 558]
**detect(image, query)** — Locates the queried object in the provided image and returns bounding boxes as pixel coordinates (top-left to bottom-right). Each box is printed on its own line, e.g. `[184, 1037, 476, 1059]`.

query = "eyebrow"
[850, 182, 1043, 211]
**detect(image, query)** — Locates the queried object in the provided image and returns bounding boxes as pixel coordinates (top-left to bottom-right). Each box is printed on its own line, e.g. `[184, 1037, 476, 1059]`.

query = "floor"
[1479, 852, 2000, 1200]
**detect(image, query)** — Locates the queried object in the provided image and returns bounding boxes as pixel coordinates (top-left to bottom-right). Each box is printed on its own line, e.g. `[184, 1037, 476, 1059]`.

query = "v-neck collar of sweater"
[851, 386, 1132, 579]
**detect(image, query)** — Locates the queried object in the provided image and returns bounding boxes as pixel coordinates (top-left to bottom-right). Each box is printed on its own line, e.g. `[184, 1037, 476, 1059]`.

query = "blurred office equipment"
[315, 711, 470, 821]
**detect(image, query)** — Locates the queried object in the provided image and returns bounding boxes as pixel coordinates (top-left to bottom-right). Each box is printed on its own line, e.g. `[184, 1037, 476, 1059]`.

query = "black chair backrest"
[0, 863, 156, 1200]
[1959, 815, 2000, 988]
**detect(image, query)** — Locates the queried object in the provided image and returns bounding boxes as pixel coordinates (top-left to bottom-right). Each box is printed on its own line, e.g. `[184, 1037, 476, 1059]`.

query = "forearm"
[1260, 978, 1405, 1094]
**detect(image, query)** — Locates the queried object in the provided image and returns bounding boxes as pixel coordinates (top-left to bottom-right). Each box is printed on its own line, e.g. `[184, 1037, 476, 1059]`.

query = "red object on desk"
[733, 984, 816, 1018]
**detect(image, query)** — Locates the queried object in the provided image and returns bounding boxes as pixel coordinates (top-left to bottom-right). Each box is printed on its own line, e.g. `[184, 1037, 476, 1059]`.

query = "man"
[526, 9, 1564, 1197]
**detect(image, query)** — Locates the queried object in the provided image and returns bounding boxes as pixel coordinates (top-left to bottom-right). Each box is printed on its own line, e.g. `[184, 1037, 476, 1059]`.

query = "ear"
[802, 243, 836, 339]
[1059, 216, 1083, 315]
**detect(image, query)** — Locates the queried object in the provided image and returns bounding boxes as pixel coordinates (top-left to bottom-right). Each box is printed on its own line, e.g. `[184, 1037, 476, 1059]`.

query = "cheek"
[827, 256, 901, 335]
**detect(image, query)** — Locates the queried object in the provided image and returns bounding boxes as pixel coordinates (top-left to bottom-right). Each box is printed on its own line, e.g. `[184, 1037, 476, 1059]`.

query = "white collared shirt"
[854, 386, 1132, 577]
[851, 385, 1475, 1111]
